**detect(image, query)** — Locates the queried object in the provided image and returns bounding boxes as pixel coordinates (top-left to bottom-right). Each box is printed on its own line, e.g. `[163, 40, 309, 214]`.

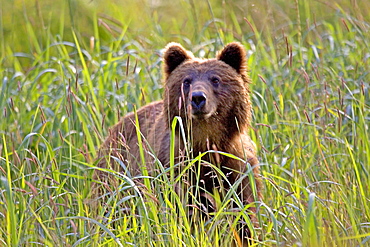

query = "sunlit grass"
[1, 0, 369, 246]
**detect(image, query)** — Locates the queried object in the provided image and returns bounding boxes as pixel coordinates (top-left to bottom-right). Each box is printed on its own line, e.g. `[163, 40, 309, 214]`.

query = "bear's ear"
[163, 43, 194, 75]
[217, 42, 247, 73]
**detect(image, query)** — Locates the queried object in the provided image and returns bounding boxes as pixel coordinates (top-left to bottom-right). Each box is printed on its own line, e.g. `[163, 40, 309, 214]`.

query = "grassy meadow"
[1, 0, 369, 246]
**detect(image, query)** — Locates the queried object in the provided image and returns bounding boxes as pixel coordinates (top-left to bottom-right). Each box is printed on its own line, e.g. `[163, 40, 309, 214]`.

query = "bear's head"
[162, 42, 252, 144]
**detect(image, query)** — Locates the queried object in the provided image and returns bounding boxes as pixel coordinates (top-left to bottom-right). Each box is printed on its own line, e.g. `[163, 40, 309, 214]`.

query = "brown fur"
[96, 42, 262, 244]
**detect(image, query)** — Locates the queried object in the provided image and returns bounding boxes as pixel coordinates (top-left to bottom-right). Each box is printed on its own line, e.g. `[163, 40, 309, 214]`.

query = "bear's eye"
[183, 78, 191, 86]
[211, 77, 220, 86]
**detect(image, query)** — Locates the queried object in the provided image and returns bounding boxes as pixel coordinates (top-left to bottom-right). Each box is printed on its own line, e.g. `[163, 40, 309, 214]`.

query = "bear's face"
[166, 60, 243, 120]
[162, 42, 252, 139]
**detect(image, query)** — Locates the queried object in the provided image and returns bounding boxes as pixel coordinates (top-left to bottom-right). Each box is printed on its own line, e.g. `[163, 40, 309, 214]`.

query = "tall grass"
[1, 0, 369, 246]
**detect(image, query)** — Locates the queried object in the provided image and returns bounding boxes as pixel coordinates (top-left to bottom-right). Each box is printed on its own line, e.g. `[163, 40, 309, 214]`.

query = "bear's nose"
[191, 91, 207, 110]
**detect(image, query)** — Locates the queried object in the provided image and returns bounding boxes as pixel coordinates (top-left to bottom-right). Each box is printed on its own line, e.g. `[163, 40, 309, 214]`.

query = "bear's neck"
[181, 115, 247, 153]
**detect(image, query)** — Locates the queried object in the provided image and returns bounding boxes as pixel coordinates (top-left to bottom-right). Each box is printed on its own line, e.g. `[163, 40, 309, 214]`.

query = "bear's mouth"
[190, 109, 213, 120]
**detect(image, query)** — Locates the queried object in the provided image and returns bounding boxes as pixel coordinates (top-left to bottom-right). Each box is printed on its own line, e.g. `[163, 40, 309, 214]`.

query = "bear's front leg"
[224, 155, 261, 246]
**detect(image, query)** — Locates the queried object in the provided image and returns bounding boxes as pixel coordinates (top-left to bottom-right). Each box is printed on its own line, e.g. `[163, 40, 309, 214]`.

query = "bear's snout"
[191, 91, 207, 111]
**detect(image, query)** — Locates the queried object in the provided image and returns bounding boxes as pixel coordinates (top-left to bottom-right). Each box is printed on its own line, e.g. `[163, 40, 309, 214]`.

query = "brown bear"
[97, 42, 262, 245]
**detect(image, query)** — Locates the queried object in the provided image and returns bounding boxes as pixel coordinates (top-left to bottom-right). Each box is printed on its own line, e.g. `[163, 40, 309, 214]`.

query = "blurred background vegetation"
[2, 0, 369, 66]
